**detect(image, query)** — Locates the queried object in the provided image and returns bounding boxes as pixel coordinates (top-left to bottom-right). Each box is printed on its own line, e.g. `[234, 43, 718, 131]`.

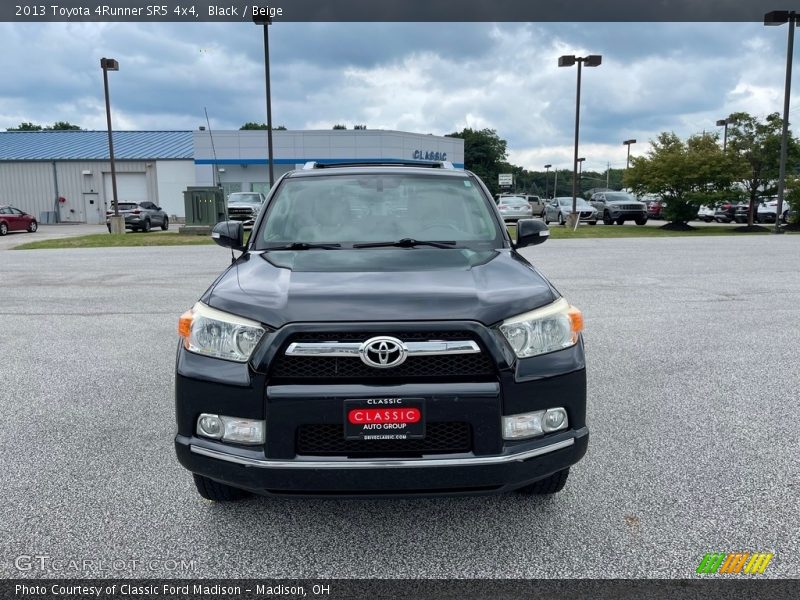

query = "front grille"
[621, 204, 641, 210]
[579, 211, 593, 218]
[228, 207, 255, 216]
[271, 331, 495, 380]
[296, 422, 472, 456]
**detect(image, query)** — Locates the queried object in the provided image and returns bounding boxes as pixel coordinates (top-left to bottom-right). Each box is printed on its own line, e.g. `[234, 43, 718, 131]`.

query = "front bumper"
[174, 325, 588, 497]
[175, 428, 588, 496]
[607, 209, 646, 220]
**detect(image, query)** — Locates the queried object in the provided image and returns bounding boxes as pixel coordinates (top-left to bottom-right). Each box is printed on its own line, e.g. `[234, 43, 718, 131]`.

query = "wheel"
[0, 222, 7, 236]
[616, 219, 625, 225]
[142, 219, 152, 232]
[192, 474, 250, 501]
[515, 468, 570, 495]
[603, 212, 613, 225]
[107, 224, 112, 232]
[28, 220, 38, 232]
[635, 217, 647, 226]
[543, 214, 550, 225]
[588, 221, 597, 225]
[557, 212, 564, 226]
[161, 216, 169, 231]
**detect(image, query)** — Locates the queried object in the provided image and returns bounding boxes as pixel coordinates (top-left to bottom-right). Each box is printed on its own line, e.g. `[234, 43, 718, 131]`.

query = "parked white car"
[696, 205, 715, 222]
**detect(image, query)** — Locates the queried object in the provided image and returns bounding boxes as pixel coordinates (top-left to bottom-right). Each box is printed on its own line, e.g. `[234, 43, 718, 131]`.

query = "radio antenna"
[204, 107, 220, 188]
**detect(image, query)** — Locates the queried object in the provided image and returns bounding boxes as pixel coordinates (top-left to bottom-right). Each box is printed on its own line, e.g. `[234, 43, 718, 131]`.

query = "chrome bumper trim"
[189, 438, 574, 469]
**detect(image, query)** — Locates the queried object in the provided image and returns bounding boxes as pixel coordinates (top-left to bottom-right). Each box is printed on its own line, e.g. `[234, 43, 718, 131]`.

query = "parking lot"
[1, 235, 798, 579]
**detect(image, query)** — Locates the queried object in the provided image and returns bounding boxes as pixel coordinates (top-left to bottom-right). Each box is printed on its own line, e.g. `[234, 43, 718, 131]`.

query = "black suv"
[174, 161, 588, 499]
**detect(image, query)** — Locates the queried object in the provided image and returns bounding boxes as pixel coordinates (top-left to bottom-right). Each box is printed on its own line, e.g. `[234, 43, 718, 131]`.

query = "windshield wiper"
[266, 242, 341, 251]
[353, 238, 461, 249]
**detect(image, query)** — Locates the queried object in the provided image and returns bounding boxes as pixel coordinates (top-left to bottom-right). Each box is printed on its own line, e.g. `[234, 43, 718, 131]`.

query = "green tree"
[47, 121, 81, 130]
[725, 111, 800, 227]
[7, 122, 43, 131]
[353, 124, 367, 130]
[7, 121, 82, 131]
[239, 122, 286, 130]
[446, 128, 508, 195]
[332, 124, 347, 130]
[625, 132, 743, 226]
[784, 175, 800, 226]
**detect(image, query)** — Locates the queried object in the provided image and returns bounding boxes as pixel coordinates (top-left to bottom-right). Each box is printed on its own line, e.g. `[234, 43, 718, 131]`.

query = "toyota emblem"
[359, 336, 407, 369]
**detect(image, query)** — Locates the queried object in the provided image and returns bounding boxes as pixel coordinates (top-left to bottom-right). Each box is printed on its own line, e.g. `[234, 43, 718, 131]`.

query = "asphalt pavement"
[0, 235, 798, 579]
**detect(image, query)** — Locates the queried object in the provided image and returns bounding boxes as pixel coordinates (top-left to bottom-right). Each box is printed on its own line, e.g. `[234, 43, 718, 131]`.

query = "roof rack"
[302, 160, 455, 170]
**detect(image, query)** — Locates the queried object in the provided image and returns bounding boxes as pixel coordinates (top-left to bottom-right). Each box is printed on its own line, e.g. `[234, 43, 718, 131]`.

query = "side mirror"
[211, 220, 245, 251]
[515, 218, 549, 248]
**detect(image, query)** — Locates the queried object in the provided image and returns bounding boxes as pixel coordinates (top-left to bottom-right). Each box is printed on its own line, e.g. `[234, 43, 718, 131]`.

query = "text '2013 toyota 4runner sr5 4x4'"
[174, 161, 588, 500]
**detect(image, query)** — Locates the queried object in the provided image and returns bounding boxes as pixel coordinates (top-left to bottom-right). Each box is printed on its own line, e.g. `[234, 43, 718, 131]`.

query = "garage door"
[104, 172, 147, 204]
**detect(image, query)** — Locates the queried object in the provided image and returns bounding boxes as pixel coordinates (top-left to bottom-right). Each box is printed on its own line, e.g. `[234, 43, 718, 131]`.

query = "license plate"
[343, 398, 425, 441]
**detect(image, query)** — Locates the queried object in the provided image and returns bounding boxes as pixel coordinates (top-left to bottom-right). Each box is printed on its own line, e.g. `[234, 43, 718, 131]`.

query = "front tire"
[588, 220, 597, 225]
[0, 222, 7, 236]
[558, 212, 564, 226]
[28, 220, 38, 232]
[635, 217, 648, 226]
[161, 217, 169, 231]
[603, 211, 613, 225]
[515, 468, 570, 495]
[142, 219, 152, 233]
[192, 474, 250, 501]
[616, 219, 625, 225]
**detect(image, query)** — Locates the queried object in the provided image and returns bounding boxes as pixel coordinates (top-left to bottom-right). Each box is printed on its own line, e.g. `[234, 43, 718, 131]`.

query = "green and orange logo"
[697, 552, 774, 575]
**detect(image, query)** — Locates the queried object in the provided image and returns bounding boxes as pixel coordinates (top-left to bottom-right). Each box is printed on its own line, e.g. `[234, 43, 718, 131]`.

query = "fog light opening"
[197, 414, 223, 439]
[502, 411, 544, 440]
[196, 414, 265, 445]
[543, 408, 568, 432]
[502, 407, 569, 440]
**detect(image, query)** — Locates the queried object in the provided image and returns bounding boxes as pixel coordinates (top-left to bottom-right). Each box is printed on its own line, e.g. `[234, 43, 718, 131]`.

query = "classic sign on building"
[412, 150, 447, 161]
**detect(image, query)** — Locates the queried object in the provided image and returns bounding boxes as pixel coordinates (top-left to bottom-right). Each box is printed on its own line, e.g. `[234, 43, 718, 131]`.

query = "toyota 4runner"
[174, 161, 588, 499]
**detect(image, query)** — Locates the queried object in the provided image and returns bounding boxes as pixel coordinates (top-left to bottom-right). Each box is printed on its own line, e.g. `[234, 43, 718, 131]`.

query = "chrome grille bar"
[285, 340, 480, 358]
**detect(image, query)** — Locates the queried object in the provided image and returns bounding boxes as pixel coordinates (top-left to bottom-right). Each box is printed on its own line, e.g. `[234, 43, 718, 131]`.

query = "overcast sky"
[1, 21, 796, 172]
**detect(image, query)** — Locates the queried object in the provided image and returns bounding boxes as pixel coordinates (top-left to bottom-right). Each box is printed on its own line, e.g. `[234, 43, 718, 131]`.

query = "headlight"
[498, 298, 583, 358]
[178, 302, 265, 362]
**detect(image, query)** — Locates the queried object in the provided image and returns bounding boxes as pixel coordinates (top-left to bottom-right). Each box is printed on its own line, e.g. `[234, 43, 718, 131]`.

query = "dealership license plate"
[343, 398, 425, 441]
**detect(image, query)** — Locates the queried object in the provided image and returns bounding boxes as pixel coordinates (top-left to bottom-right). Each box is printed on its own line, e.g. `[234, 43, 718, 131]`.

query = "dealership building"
[0, 129, 464, 222]
[0, 130, 194, 224]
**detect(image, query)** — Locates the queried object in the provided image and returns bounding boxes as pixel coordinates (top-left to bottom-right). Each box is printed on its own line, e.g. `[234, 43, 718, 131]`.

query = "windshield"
[557, 198, 590, 207]
[229, 193, 263, 204]
[605, 192, 637, 202]
[499, 198, 528, 207]
[255, 173, 503, 249]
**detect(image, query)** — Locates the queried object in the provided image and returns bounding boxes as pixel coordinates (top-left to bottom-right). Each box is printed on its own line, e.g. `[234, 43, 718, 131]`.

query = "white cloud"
[0, 21, 793, 172]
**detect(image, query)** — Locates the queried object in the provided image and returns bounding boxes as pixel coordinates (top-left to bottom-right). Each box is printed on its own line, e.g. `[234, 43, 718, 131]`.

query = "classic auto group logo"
[696, 552, 774, 575]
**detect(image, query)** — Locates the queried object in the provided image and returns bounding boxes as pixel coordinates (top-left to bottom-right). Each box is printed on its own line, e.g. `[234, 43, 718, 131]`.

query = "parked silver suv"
[589, 191, 648, 225]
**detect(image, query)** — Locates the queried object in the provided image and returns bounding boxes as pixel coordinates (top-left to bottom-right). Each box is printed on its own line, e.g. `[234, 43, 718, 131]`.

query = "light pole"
[544, 164, 552, 198]
[623, 139, 636, 170]
[101, 57, 124, 234]
[577, 157, 585, 196]
[765, 10, 796, 234]
[253, 15, 275, 188]
[559, 54, 602, 227]
[715, 118, 731, 151]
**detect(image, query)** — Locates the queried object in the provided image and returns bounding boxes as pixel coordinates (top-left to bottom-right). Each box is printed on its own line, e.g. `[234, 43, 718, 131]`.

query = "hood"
[203, 248, 558, 328]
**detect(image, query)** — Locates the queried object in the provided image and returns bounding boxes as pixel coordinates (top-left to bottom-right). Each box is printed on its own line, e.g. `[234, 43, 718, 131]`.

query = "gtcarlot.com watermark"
[14, 555, 197, 574]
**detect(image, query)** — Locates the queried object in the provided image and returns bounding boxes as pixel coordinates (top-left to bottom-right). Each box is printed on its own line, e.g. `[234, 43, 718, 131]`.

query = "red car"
[0, 205, 38, 236]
